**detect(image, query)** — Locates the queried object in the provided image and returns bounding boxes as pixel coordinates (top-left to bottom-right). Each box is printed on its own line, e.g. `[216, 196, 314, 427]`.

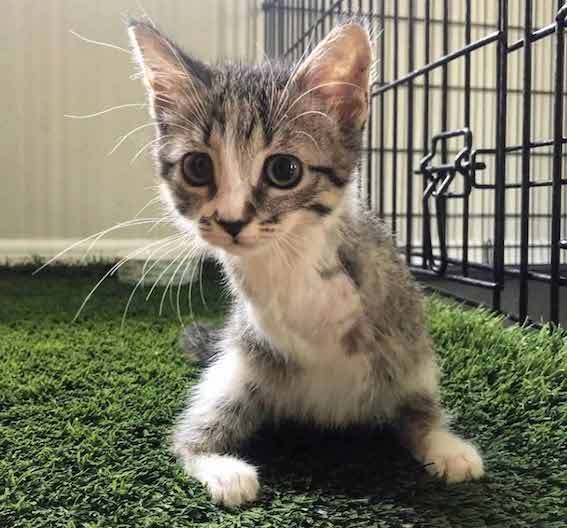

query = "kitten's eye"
[263, 154, 303, 189]
[181, 152, 214, 186]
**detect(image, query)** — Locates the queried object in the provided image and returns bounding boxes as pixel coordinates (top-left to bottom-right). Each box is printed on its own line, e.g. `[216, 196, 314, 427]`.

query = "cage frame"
[262, 0, 567, 327]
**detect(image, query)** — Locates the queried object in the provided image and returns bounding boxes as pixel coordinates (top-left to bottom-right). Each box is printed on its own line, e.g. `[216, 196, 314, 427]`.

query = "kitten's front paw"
[421, 430, 484, 483]
[191, 454, 260, 507]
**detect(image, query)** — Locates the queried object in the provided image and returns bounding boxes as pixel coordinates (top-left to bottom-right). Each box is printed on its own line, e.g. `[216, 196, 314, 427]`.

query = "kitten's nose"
[217, 218, 246, 238]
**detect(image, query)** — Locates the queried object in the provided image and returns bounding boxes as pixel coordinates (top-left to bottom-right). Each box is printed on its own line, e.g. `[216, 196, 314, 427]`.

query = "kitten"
[128, 20, 484, 507]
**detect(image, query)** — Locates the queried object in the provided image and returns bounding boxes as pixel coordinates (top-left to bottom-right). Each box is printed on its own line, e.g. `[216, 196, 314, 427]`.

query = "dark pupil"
[273, 158, 295, 183]
[192, 155, 210, 181]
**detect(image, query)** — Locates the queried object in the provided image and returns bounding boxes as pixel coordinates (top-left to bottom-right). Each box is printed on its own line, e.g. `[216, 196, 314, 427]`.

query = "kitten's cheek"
[198, 228, 217, 245]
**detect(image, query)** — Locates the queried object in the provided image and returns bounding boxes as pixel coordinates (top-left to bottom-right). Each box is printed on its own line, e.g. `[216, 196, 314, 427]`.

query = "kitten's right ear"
[295, 23, 371, 128]
[128, 21, 210, 118]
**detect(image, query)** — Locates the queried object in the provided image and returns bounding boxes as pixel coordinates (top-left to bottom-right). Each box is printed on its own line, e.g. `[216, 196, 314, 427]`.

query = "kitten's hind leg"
[397, 393, 484, 483]
[172, 351, 264, 506]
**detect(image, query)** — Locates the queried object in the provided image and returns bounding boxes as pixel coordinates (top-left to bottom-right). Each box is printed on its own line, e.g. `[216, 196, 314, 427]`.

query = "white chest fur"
[246, 275, 379, 426]
[225, 236, 394, 426]
[242, 242, 363, 364]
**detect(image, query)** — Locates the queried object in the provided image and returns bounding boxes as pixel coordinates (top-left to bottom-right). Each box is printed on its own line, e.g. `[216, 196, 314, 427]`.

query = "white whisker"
[148, 211, 176, 232]
[73, 236, 179, 322]
[130, 135, 175, 163]
[273, 80, 360, 131]
[154, 36, 209, 126]
[33, 217, 164, 274]
[120, 234, 186, 330]
[294, 130, 322, 153]
[286, 81, 359, 114]
[69, 29, 130, 54]
[272, 31, 315, 126]
[81, 217, 167, 262]
[278, 238, 294, 271]
[145, 243, 189, 302]
[176, 245, 204, 325]
[153, 96, 204, 132]
[176, 256, 192, 326]
[64, 103, 147, 120]
[280, 231, 304, 264]
[277, 238, 294, 269]
[108, 122, 159, 156]
[160, 248, 194, 317]
[133, 196, 162, 219]
[187, 246, 205, 321]
[289, 110, 333, 124]
[198, 253, 208, 310]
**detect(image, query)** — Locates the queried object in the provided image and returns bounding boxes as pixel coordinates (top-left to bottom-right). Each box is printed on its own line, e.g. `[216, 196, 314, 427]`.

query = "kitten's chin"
[218, 243, 259, 257]
[201, 236, 267, 257]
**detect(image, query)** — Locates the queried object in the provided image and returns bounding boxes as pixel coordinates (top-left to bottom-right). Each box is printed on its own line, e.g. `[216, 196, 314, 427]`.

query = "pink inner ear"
[317, 82, 363, 104]
[307, 58, 369, 124]
[299, 25, 371, 124]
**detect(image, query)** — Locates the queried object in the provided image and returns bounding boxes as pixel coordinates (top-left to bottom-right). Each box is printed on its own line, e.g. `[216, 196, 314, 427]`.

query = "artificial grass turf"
[0, 266, 566, 528]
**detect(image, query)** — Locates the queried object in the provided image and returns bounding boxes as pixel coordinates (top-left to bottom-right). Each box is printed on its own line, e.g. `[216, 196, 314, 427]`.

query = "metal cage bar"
[519, 0, 533, 322]
[262, 0, 567, 328]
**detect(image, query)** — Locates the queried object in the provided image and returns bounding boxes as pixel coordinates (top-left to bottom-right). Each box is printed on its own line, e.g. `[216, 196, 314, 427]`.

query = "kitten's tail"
[180, 323, 218, 366]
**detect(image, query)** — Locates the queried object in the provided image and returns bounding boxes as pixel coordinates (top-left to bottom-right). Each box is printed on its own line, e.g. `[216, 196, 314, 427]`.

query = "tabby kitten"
[128, 20, 484, 506]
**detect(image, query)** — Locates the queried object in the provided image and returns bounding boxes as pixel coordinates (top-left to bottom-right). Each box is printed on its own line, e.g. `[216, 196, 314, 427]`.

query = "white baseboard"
[0, 238, 168, 264]
[0, 238, 556, 267]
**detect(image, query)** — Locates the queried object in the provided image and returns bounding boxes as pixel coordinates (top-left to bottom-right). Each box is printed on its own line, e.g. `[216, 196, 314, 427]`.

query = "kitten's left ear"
[296, 23, 371, 128]
[128, 21, 211, 119]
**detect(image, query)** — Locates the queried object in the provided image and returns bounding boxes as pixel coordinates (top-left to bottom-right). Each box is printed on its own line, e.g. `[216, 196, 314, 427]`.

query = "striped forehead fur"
[129, 19, 371, 237]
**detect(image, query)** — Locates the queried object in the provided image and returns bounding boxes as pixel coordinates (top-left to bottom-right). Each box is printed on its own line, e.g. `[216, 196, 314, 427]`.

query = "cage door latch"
[416, 128, 486, 275]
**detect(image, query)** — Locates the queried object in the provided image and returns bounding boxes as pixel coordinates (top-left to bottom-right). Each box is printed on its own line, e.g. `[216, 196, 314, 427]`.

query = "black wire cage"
[263, 0, 567, 328]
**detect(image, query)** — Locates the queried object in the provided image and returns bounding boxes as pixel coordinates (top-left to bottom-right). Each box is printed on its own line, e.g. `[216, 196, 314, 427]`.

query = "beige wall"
[2, 1, 564, 266]
[1, 0, 261, 261]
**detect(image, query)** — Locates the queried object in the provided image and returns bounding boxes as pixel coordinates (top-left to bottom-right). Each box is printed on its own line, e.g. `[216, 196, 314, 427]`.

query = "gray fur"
[129, 20, 484, 505]
[181, 323, 218, 366]
[396, 392, 445, 451]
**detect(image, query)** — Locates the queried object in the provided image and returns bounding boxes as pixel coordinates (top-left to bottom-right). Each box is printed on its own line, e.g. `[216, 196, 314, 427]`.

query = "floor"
[417, 265, 567, 328]
[1, 267, 565, 527]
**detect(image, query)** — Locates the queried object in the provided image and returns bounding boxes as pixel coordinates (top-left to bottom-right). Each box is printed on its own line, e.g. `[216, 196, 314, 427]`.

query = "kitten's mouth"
[200, 232, 261, 254]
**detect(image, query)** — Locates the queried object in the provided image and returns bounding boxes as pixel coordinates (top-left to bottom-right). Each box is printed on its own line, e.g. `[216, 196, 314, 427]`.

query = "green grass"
[1, 267, 566, 528]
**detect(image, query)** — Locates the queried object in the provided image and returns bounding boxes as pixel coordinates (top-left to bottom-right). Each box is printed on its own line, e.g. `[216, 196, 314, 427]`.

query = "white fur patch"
[188, 454, 259, 507]
[223, 209, 440, 427]
[419, 430, 484, 483]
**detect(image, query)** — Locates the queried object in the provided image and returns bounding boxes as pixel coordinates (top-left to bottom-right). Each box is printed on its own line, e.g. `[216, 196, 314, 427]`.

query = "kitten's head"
[128, 21, 371, 256]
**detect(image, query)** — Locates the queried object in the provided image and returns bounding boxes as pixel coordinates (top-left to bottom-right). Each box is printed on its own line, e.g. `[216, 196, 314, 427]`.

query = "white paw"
[190, 454, 260, 507]
[421, 430, 484, 483]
